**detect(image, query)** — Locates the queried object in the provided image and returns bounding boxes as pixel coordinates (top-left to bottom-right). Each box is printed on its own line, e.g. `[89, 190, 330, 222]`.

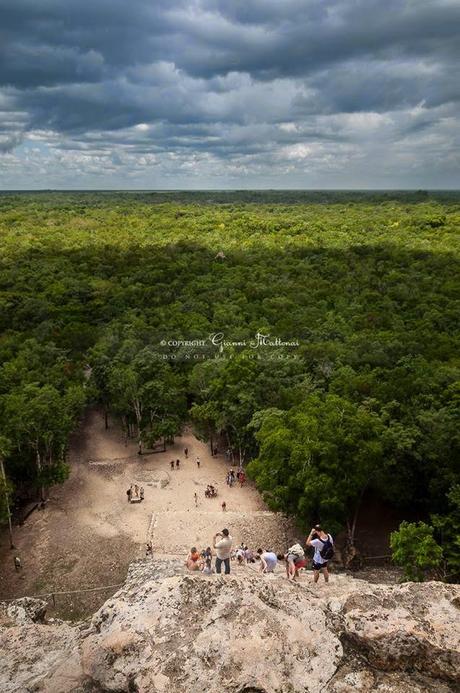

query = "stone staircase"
[145, 509, 298, 556]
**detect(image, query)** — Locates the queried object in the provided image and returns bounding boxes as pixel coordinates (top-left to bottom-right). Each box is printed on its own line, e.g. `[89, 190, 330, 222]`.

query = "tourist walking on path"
[184, 447, 188, 458]
[213, 528, 233, 574]
[176, 459, 180, 469]
[126, 487, 132, 502]
[306, 525, 334, 583]
[170, 459, 175, 470]
[221, 500, 227, 511]
[196, 456, 200, 468]
[194, 492, 198, 507]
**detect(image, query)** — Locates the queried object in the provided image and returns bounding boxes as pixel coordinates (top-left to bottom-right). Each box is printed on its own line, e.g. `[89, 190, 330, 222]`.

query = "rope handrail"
[0, 582, 124, 603]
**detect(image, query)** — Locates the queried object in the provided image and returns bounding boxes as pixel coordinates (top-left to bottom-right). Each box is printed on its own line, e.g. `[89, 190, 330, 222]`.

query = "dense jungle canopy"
[0, 190, 459, 577]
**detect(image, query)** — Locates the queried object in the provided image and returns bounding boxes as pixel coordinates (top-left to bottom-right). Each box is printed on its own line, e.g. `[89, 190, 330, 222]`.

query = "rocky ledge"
[1, 559, 459, 692]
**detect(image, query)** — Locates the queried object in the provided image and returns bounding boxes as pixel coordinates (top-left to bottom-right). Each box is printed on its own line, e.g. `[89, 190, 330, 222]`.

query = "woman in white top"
[257, 549, 278, 573]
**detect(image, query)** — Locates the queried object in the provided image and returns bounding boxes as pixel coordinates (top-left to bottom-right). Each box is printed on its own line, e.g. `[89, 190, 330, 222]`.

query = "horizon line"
[1, 188, 460, 193]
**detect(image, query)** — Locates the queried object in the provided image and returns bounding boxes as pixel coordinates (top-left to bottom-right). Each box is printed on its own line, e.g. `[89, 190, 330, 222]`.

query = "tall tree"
[248, 394, 386, 544]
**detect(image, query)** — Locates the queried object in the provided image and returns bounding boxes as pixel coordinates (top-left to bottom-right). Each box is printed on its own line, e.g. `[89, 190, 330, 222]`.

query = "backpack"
[288, 543, 305, 558]
[319, 535, 334, 561]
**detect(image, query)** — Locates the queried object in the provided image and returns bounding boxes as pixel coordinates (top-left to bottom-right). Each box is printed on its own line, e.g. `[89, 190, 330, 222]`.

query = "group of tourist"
[184, 529, 234, 575]
[185, 545, 214, 574]
[234, 544, 255, 563]
[170, 451, 201, 471]
[126, 484, 144, 503]
[225, 468, 245, 487]
[259, 526, 334, 583]
[185, 524, 334, 582]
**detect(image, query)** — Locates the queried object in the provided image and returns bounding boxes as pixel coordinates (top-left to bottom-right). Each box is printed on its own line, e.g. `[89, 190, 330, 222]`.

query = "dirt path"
[0, 409, 297, 618]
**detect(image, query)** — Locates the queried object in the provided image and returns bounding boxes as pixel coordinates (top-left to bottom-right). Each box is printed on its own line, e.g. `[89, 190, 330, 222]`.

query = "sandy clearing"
[0, 408, 298, 618]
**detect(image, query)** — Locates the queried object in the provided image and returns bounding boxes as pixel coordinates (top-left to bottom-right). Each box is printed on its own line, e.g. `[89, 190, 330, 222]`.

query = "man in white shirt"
[213, 528, 233, 574]
[306, 524, 333, 583]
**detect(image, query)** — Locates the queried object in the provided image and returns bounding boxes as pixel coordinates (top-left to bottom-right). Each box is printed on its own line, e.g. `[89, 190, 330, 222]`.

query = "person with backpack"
[306, 524, 334, 583]
[284, 541, 305, 581]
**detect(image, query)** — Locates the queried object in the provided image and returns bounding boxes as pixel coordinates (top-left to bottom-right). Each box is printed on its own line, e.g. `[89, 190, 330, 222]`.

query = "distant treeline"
[1, 189, 460, 207]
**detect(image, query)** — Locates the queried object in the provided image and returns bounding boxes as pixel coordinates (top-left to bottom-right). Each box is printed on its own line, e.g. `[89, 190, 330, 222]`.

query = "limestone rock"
[0, 621, 82, 692]
[82, 571, 341, 692]
[340, 581, 460, 683]
[1, 560, 459, 693]
[6, 597, 47, 625]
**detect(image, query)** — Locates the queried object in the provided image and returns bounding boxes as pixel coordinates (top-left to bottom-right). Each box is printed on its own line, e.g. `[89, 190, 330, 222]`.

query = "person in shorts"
[284, 541, 305, 580]
[306, 524, 333, 583]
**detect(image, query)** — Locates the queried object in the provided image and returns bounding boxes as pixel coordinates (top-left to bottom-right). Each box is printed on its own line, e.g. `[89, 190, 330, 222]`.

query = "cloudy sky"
[0, 0, 459, 189]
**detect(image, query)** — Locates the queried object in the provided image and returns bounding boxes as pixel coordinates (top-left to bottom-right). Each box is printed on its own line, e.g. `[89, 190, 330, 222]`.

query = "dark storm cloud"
[0, 0, 459, 187]
[167, 0, 460, 81]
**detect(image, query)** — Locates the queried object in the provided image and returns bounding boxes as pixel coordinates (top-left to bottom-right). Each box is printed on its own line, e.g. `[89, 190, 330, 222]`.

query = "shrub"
[390, 521, 443, 581]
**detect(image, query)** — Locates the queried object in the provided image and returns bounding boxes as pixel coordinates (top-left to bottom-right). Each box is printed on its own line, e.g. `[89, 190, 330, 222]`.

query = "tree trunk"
[347, 494, 364, 548]
[122, 416, 128, 446]
[346, 518, 353, 547]
[0, 457, 14, 549]
[36, 447, 45, 504]
[133, 400, 143, 455]
[350, 506, 360, 546]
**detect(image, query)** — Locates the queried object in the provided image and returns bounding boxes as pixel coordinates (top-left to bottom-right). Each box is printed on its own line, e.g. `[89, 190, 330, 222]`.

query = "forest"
[0, 190, 459, 579]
